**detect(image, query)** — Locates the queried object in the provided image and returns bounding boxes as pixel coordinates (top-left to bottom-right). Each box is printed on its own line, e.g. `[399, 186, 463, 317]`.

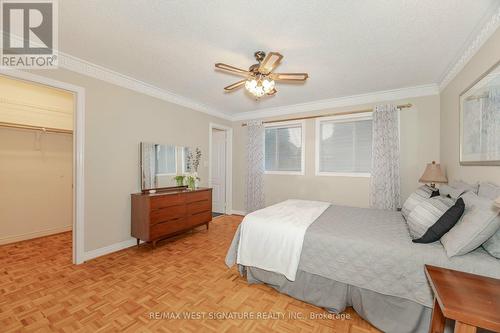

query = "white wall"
[232, 95, 441, 212]
[19, 68, 231, 253]
[0, 76, 74, 244]
[440, 28, 500, 185]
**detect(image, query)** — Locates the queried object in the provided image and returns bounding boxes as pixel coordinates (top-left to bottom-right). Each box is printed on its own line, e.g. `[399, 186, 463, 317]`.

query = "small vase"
[175, 178, 184, 187]
[187, 178, 196, 190]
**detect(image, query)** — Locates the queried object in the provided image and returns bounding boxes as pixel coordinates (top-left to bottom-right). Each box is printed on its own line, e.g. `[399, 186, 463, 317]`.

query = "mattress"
[226, 204, 500, 308]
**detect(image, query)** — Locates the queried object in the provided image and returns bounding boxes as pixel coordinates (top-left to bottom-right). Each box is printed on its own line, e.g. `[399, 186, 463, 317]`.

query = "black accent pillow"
[413, 198, 465, 244]
[430, 189, 440, 198]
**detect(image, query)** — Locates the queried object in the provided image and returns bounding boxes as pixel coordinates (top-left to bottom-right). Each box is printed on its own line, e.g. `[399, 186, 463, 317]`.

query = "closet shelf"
[0, 121, 73, 134]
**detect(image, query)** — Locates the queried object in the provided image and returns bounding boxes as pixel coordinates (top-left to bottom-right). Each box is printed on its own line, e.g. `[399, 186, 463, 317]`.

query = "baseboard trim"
[230, 210, 246, 216]
[0, 225, 72, 245]
[83, 238, 140, 262]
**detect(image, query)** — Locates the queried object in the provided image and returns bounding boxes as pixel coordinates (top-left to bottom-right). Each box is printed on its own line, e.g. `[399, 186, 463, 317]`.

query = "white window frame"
[264, 120, 306, 175]
[155, 145, 178, 176]
[315, 112, 372, 178]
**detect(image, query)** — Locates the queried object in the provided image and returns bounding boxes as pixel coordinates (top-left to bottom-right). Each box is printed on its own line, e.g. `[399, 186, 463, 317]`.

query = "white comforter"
[236, 199, 331, 281]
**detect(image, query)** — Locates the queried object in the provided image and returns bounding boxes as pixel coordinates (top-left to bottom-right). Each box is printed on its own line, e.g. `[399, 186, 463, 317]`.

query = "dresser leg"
[206, 222, 209, 230]
[136, 238, 140, 248]
[152, 240, 157, 249]
[453, 322, 476, 333]
[429, 298, 446, 333]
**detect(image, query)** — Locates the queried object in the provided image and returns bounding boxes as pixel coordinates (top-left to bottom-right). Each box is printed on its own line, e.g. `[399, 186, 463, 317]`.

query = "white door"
[211, 129, 226, 213]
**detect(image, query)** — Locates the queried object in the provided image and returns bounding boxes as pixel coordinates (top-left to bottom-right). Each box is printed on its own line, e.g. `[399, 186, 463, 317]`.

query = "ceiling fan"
[215, 51, 309, 98]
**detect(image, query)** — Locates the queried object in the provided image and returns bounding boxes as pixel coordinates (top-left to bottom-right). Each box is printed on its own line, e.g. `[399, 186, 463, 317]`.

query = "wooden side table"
[425, 265, 500, 333]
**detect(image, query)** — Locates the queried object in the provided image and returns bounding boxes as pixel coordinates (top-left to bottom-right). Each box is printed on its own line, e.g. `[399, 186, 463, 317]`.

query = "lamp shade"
[419, 161, 448, 184]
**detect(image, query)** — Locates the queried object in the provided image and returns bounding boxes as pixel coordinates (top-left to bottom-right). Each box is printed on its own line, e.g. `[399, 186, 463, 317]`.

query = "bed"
[226, 202, 500, 333]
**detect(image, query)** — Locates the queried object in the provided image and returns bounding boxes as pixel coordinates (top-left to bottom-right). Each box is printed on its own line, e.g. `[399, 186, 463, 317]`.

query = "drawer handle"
[152, 205, 186, 212]
[189, 199, 209, 204]
[192, 210, 209, 216]
[157, 217, 183, 225]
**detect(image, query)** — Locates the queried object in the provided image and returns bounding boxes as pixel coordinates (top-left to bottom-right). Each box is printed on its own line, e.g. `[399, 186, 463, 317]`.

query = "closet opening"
[0, 74, 80, 263]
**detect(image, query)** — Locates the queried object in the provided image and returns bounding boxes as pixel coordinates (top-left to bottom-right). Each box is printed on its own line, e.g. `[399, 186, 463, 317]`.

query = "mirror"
[140, 142, 191, 191]
[460, 60, 500, 165]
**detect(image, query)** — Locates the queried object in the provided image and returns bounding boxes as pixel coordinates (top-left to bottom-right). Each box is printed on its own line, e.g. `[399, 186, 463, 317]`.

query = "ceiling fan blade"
[267, 88, 277, 96]
[271, 73, 309, 81]
[224, 79, 246, 92]
[258, 52, 283, 74]
[215, 63, 250, 76]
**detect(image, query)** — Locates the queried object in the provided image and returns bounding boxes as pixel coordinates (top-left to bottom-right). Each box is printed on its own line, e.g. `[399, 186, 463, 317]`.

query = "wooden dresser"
[131, 187, 212, 247]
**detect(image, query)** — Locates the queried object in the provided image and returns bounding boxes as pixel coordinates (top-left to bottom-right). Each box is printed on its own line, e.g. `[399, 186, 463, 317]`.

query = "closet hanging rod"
[0, 121, 73, 134]
[240, 103, 413, 127]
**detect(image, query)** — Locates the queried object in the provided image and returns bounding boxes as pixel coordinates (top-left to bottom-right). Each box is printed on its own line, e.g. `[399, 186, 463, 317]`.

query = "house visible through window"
[316, 114, 372, 176]
[156, 144, 177, 175]
[264, 121, 304, 174]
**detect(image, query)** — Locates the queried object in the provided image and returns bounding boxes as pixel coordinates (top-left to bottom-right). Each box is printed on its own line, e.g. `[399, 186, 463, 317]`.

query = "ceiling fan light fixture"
[245, 76, 275, 98]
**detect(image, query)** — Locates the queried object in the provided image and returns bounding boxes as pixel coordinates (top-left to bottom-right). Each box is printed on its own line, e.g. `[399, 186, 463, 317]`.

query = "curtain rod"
[0, 121, 73, 134]
[241, 103, 413, 127]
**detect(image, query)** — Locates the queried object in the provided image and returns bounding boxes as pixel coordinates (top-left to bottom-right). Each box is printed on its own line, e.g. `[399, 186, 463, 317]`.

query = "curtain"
[142, 143, 157, 189]
[246, 121, 265, 213]
[370, 104, 401, 210]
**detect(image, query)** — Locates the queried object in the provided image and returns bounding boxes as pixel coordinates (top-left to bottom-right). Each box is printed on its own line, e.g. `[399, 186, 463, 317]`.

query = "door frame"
[208, 123, 232, 214]
[0, 68, 86, 265]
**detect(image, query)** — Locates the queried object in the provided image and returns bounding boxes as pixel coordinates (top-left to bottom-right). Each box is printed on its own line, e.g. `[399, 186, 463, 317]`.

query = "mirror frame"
[459, 58, 500, 166]
[139, 142, 189, 193]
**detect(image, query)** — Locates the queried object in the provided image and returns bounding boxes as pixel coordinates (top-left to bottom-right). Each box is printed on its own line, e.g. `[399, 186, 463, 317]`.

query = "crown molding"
[231, 84, 439, 121]
[57, 52, 232, 120]
[439, 5, 500, 91]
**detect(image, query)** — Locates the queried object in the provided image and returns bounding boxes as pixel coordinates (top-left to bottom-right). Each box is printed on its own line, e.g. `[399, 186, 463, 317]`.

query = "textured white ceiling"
[59, 0, 499, 115]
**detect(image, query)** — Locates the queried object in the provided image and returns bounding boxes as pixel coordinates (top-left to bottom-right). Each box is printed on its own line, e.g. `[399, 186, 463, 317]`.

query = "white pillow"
[439, 184, 465, 199]
[406, 196, 454, 239]
[478, 182, 500, 201]
[441, 192, 500, 257]
[483, 229, 500, 259]
[449, 180, 479, 195]
[401, 185, 437, 220]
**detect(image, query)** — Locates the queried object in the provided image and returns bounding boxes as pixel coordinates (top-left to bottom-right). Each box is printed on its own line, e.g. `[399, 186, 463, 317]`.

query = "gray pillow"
[483, 229, 500, 259]
[406, 196, 454, 239]
[441, 192, 500, 257]
[401, 185, 437, 220]
[449, 180, 479, 195]
[478, 182, 500, 201]
[439, 184, 465, 199]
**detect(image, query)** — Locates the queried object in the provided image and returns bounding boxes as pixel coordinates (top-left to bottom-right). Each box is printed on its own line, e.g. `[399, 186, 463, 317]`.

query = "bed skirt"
[241, 265, 437, 333]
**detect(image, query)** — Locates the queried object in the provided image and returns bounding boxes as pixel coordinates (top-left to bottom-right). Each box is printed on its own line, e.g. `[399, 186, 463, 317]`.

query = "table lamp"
[419, 161, 448, 188]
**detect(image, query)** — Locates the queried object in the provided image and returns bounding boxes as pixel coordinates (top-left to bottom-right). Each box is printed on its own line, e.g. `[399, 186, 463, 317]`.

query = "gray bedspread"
[226, 204, 500, 308]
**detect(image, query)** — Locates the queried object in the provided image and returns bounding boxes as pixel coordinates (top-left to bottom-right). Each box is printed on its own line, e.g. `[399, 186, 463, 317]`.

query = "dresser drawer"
[187, 200, 211, 215]
[150, 218, 186, 239]
[187, 210, 212, 227]
[184, 190, 211, 203]
[150, 204, 186, 224]
[150, 194, 185, 210]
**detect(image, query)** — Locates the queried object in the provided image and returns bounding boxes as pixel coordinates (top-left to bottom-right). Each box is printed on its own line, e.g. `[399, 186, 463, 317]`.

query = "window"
[155, 144, 177, 175]
[316, 114, 372, 176]
[264, 121, 305, 174]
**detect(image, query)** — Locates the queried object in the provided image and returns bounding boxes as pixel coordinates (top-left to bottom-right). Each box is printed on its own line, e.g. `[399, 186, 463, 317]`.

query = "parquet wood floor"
[0, 215, 381, 332]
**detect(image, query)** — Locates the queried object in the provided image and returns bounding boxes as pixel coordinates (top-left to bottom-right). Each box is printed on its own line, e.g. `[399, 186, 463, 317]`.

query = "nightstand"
[425, 265, 500, 333]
